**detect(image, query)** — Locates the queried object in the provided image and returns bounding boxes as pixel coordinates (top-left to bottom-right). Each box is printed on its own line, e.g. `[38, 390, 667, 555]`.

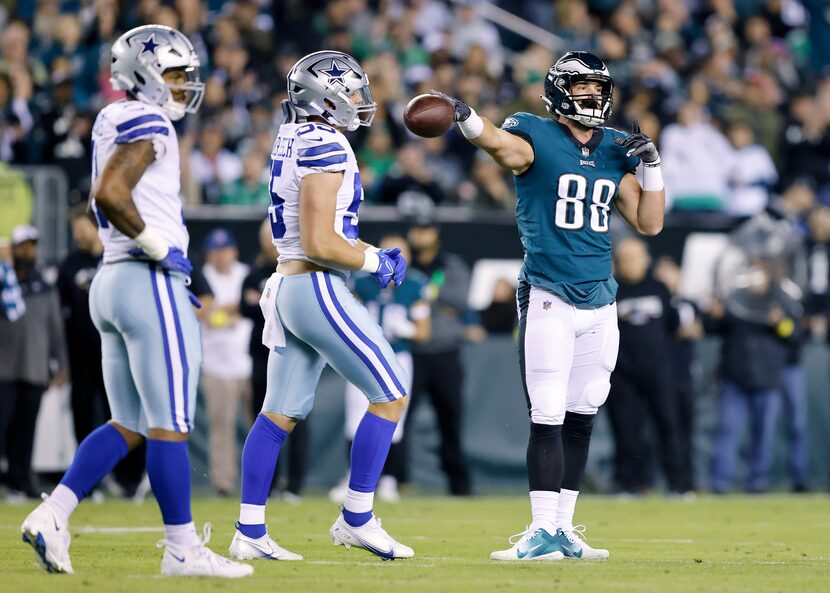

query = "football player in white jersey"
[20, 25, 251, 578]
[228, 51, 413, 561]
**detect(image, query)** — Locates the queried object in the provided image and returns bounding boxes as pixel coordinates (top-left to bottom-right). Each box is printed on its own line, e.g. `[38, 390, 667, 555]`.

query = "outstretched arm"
[432, 91, 534, 175]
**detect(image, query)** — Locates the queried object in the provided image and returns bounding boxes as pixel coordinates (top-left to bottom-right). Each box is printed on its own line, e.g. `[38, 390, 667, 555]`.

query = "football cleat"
[229, 525, 303, 561]
[556, 525, 609, 559]
[330, 513, 413, 560]
[159, 523, 253, 578]
[490, 526, 565, 561]
[20, 496, 74, 574]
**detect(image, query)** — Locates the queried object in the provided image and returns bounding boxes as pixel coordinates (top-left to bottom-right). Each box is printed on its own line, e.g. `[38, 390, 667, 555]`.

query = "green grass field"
[2, 495, 828, 593]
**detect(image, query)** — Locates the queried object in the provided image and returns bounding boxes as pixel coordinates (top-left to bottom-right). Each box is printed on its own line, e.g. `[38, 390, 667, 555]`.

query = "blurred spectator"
[199, 228, 253, 496]
[607, 237, 685, 494]
[0, 225, 68, 500]
[378, 142, 447, 206]
[240, 219, 308, 501]
[188, 121, 243, 204]
[405, 218, 472, 495]
[0, 69, 33, 163]
[780, 93, 830, 193]
[653, 255, 704, 494]
[220, 149, 269, 206]
[458, 150, 515, 209]
[724, 120, 778, 219]
[331, 234, 431, 504]
[0, 162, 33, 239]
[706, 257, 802, 494]
[661, 101, 734, 210]
[478, 277, 517, 334]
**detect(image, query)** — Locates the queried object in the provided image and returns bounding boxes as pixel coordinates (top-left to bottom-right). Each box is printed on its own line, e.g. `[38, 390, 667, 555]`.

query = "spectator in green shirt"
[220, 150, 269, 206]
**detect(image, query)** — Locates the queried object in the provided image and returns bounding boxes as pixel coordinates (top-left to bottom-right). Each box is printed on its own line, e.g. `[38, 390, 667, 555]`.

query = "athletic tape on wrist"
[361, 249, 381, 273]
[134, 227, 168, 260]
[457, 108, 484, 139]
[641, 159, 664, 192]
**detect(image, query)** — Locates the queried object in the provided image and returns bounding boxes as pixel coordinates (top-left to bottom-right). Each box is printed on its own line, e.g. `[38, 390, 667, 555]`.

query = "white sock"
[557, 488, 579, 532]
[46, 484, 79, 524]
[164, 521, 198, 547]
[529, 490, 559, 534]
[344, 488, 374, 514]
[239, 503, 265, 525]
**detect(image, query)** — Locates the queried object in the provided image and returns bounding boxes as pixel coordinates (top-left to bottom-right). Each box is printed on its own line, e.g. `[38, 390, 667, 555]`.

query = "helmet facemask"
[563, 75, 613, 128]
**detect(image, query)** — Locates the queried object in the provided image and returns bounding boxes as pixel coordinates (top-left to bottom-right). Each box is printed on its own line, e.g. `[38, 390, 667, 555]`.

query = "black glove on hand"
[429, 90, 472, 122]
[615, 120, 660, 164]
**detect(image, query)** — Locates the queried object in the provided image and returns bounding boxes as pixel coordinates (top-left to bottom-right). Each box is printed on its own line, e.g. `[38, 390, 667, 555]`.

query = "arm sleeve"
[294, 127, 350, 180]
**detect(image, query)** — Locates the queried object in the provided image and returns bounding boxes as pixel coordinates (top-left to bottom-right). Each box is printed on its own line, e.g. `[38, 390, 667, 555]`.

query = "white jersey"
[91, 100, 188, 264]
[267, 122, 363, 264]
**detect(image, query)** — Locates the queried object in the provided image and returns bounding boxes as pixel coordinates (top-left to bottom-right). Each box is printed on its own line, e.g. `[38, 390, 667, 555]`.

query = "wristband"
[134, 227, 168, 260]
[457, 108, 484, 139]
[361, 249, 380, 273]
[641, 159, 664, 192]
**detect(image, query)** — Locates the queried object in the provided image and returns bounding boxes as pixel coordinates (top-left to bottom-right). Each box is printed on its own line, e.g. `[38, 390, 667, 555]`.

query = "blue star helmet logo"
[141, 34, 159, 55]
[320, 59, 351, 86]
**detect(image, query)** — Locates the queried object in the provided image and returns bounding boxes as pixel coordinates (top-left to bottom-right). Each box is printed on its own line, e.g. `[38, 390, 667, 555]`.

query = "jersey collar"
[557, 121, 603, 155]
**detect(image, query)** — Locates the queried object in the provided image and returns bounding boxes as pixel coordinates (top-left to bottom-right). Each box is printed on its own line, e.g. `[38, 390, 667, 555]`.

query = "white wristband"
[134, 227, 168, 260]
[641, 159, 664, 192]
[457, 108, 484, 139]
[361, 249, 380, 273]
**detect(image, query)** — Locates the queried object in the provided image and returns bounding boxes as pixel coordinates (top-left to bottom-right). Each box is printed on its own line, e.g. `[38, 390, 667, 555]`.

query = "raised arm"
[431, 91, 534, 175]
[613, 122, 665, 236]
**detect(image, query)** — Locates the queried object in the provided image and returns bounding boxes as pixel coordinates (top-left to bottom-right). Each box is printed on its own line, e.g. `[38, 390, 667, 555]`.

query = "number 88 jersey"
[268, 121, 363, 264]
[501, 112, 640, 309]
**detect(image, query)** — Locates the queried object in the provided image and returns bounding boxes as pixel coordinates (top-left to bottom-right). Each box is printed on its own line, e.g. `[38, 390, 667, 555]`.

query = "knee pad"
[568, 378, 611, 415]
[527, 379, 567, 425]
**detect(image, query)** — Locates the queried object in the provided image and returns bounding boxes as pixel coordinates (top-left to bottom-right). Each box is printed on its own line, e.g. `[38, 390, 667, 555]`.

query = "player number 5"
[555, 174, 615, 233]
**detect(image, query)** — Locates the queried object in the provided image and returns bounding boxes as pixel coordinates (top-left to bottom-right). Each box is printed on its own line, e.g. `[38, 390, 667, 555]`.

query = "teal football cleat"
[490, 526, 565, 561]
[556, 525, 609, 560]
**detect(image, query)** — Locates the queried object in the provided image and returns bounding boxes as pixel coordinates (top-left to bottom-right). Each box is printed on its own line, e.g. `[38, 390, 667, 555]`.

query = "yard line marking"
[78, 526, 164, 534]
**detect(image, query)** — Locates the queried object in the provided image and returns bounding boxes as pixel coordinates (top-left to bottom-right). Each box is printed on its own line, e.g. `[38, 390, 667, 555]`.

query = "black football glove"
[615, 120, 660, 164]
[429, 90, 472, 123]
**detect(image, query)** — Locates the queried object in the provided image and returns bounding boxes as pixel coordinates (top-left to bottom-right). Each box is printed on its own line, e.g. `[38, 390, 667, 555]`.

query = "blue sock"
[238, 414, 288, 538]
[343, 412, 397, 527]
[60, 423, 128, 500]
[146, 439, 192, 525]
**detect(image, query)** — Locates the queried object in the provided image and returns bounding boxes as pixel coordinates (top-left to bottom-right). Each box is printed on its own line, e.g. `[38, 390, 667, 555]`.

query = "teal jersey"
[353, 270, 428, 353]
[502, 112, 640, 308]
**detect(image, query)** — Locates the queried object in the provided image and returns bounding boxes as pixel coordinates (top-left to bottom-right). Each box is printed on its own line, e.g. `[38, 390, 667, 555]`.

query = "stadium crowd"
[2, 0, 830, 499]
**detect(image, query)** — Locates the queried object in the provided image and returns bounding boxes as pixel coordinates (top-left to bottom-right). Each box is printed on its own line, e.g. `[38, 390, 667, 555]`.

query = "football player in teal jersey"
[433, 51, 665, 561]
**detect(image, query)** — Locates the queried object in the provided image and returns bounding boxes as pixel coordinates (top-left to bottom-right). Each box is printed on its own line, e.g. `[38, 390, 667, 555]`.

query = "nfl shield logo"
[581, 146, 590, 157]
[543, 301, 552, 310]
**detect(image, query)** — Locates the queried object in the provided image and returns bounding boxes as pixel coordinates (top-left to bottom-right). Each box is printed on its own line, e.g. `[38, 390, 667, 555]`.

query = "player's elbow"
[638, 221, 663, 236]
[94, 179, 129, 209]
[301, 232, 333, 261]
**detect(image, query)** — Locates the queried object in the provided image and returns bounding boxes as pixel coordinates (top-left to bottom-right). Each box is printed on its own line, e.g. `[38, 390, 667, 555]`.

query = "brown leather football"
[403, 94, 454, 138]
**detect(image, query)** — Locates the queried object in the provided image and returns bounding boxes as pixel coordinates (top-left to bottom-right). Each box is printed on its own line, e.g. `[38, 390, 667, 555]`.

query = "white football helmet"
[286, 50, 376, 132]
[110, 25, 205, 121]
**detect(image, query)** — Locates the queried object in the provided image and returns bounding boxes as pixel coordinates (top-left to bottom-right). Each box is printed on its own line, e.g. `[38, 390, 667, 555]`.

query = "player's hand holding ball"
[403, 91, 484, 140]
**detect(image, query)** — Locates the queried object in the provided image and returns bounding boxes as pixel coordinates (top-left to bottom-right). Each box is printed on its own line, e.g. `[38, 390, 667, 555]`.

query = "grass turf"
[1, 495, 828, 593]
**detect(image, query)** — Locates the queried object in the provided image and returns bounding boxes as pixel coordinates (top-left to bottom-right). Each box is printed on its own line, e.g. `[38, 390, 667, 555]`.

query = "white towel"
[259, 272, 286, 349]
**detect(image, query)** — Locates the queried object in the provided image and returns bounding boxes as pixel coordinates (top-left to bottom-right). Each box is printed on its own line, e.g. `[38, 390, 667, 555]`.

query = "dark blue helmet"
[542, 51, 614, 128]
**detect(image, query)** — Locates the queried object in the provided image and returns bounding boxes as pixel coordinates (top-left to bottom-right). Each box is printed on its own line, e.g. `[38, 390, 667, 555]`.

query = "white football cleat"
[330, 513, 413, 560]
[159, 523, 253, 578]
[557, 525, 610, 560]
[490, 526, 564, 561]
[229, 526, 303, 561]
[20, 497, 74, 574]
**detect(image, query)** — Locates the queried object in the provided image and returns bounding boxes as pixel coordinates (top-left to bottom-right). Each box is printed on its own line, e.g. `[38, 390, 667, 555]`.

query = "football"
[403, 94, 455, 138]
